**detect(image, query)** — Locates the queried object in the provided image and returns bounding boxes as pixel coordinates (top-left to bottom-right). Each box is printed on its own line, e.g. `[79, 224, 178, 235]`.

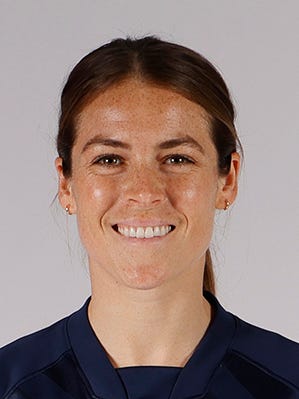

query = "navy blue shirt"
[1, 292, 299, 398]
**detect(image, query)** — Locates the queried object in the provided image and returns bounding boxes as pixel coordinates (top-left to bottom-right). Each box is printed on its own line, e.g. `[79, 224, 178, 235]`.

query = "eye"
[93, 154, 123, 166]
[164, 154, 194, 165]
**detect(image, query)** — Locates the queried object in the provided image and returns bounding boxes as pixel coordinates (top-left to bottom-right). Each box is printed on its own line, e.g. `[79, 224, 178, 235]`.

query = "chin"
[120, 265, 170, 290]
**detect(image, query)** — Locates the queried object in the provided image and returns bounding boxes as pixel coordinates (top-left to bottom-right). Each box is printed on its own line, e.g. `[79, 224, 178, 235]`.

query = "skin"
[56, 79, 240, 367]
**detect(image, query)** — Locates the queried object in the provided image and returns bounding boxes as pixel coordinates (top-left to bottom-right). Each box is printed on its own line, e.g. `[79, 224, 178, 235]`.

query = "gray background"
[0, 0, 298, 347]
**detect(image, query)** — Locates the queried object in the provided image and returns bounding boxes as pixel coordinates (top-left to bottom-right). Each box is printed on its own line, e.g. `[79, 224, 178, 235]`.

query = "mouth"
[112, 224, 176, 239]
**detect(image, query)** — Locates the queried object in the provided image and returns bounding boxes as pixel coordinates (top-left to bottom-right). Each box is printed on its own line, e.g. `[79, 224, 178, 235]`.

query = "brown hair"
[57, 36, 242, 295]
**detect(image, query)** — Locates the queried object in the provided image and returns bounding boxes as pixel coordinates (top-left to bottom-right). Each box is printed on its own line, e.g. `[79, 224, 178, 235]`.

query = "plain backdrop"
[0, 0, 298, 347]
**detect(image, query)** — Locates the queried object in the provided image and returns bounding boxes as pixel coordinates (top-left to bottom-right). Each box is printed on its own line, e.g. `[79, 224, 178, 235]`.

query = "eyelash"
[93, 154, 124, 166]
[92, 153, 195, 167]
[163, 154, 194, 165]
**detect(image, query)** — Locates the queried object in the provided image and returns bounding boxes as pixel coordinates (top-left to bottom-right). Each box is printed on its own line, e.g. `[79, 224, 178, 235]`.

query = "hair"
[56, 36, 242, 295]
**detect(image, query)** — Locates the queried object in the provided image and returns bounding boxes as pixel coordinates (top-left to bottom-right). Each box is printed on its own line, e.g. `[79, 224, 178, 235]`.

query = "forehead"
[75, 79, 211, 142]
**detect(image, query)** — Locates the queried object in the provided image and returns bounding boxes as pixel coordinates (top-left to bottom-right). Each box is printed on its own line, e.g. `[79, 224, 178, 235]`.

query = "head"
[56, 36, 241, 294]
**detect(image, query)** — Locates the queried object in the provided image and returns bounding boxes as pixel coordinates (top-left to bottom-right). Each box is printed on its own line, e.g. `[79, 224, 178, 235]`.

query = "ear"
[55, 157, 77, 214]
[215, 152, 240, 210]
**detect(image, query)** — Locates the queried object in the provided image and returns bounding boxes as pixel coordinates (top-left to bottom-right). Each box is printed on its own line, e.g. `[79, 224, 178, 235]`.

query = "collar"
[67, 292, 236, 399]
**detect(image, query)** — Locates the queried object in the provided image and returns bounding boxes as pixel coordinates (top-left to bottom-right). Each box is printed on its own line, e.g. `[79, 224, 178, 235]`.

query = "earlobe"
[55, 157, 76, 214]
[216, 152, 240, 210]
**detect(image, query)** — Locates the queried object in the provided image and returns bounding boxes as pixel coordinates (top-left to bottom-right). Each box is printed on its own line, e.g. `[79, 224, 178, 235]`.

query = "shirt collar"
[67, 292, 236, 399]
[170, 292, 236, 398]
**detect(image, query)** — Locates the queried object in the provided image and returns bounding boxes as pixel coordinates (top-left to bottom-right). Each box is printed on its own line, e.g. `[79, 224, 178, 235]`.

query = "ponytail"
[203, 249, 215, 294]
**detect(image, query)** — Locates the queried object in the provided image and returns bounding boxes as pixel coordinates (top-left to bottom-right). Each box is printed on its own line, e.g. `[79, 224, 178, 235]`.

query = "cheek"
[73, 176, 117, 218]
[72, 178, 119, 253]
[168, 173, 218, 211]
[90, 187, 106, 202]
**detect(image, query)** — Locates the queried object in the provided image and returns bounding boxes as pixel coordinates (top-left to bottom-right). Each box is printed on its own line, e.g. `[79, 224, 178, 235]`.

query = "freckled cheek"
[75, 178, 118, 215]
[90, 187, 106, 201]
[181, 186, 199, 201]
[168, 177, 217, 213]
[167, 178, 207, 201]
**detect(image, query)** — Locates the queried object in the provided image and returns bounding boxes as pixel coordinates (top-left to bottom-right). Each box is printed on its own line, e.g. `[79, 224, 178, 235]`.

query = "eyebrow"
[158, 135, 205, 154]
[81, 136, 131, 153]
[81, 134, 204, 154]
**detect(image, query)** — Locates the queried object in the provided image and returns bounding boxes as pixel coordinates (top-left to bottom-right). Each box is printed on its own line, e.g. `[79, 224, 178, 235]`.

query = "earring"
[65, 205, 71, 215]
[224, 200, 230, 211]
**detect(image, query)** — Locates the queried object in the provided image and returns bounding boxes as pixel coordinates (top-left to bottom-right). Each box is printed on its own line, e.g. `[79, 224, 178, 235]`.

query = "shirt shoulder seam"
[230, 348, 299, 391]
[2, 319, 71, 399]
[2, 349, 72, 399]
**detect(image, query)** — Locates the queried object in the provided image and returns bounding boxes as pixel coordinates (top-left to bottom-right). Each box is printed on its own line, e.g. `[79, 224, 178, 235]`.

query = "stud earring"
[224, 200, 231, 211]
[65, 205, 71, 215]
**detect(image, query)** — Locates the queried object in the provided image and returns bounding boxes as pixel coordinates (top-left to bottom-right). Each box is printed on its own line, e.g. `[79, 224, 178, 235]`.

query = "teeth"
[153, 226, 160, 236]
[136, 227, 145, 238]
[117, 225, 172, 239]
[145, 227, 154, 238]
[124, 226, 129, 236]
[129, 227, 136, 238]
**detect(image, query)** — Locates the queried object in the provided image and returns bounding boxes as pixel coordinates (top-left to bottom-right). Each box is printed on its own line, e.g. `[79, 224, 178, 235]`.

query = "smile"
[114, 225, 175, 239]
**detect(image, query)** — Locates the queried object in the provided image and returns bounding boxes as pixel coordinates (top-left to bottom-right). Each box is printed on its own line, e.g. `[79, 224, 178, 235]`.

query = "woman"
[1, 37, 298, 399]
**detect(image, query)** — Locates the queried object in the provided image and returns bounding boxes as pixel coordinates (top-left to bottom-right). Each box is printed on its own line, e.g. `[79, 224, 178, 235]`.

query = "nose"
[122, 166, 166, 207]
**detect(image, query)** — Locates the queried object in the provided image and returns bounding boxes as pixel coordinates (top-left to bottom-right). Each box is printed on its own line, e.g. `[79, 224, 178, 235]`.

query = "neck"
[88, 264, 211, 368]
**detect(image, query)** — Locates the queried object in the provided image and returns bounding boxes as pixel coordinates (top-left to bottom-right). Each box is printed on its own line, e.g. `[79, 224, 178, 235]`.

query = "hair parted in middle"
[56, 35, 243, 294]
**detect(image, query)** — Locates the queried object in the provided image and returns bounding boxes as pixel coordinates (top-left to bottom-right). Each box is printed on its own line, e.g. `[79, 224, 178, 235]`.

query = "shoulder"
[229, 314, 299, 388]
[0, 315, 70, 398]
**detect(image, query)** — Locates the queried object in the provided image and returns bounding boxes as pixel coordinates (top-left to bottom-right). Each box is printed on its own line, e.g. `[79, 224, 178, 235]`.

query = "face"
[56, 80, 239, 290]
